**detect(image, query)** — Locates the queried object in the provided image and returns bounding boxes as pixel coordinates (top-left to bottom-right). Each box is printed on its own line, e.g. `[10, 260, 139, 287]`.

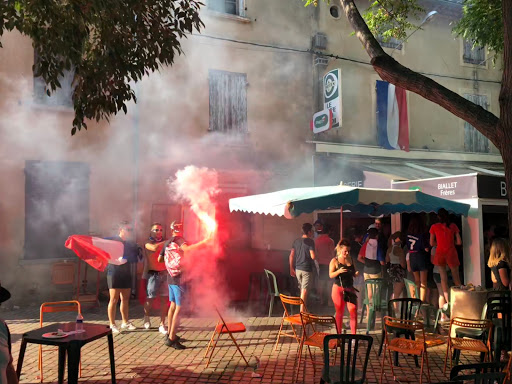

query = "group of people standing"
[289, 208, 505, 334]
[106, 220, 212, 350]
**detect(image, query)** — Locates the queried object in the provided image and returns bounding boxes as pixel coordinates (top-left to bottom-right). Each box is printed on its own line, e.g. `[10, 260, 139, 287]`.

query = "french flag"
[376, 80, 409, 151]
[65, 235, 126, 271]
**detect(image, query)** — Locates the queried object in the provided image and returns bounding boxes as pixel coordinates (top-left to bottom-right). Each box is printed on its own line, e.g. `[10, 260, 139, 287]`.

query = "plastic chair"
[380, 316, 431, 384]
[403, 278, 434, 327]
[296, 312, 339, 384]
[263, 269, 280, 317]
[449, 361, 507, 380]
[204, 307, 249, 368]
[434, 303, 450, 333]
[362, 278, 389, 333]
[444, 317, 493, 373]
[39, 301, 82, 383]
[320, 334, 373, 384]
[485, 296, 511, 362]
[378, 298, 422, 366]
[274, 294, 307, 351]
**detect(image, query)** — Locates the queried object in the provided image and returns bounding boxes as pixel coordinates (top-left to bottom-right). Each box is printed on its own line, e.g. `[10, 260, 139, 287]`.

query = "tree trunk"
[337, 0, 512, 261]
[498, 0, 512, 244]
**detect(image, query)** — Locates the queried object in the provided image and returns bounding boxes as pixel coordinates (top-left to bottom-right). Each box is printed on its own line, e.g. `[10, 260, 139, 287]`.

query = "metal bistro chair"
[274, 294, 307, 351]
[444, 317, 493, 373]
[204, 307, 249, 368]
[321, 334, 373, 384]
[380, 316, 431, 384]
[296, 312, 339, 384]
[264, 269, 280, 317]
[378, 298, 422, 366]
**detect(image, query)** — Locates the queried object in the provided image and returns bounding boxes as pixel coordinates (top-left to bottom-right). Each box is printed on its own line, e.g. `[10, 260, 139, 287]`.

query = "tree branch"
[337, 0, 500, 146]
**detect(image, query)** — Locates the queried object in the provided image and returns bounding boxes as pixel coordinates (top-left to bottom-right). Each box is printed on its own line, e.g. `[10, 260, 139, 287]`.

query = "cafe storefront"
[392, 173, 508, 288]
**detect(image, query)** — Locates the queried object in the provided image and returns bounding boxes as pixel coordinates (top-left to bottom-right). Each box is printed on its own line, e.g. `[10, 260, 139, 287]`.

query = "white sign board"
[323, 68, 342, 128]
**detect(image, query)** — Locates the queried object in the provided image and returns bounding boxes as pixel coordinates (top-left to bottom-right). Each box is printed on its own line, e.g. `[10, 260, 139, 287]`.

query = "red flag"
[65, 235, 125, 272]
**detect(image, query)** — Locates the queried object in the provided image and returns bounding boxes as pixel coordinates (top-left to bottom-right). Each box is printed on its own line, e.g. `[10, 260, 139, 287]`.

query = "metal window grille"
[33, 50, 74, 108]
[463, 39, 486, 65]
[463, 93, 489, 153]
[209, 70, 248, 133]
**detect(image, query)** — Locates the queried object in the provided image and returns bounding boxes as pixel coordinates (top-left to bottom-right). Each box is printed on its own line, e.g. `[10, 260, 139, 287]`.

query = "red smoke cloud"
[168, 166, 224, 316]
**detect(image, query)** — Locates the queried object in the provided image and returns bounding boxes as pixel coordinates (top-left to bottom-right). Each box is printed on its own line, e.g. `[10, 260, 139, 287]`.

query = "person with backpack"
[158, 221, 212, 350]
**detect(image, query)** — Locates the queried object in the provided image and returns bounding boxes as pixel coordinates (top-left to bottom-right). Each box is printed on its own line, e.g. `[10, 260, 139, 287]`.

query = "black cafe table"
[16, 322, 115, 384]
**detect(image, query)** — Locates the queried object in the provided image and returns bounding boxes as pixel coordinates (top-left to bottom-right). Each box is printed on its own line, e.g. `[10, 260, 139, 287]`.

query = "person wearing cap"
[0, 285, 18, 384]
[159, 221, 213, 350]
[142, 223, 169, 334]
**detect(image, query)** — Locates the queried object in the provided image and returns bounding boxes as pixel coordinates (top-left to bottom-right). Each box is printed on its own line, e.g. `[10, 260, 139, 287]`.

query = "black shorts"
[409, 252, 428, 272]
[107, 263, 132, 289]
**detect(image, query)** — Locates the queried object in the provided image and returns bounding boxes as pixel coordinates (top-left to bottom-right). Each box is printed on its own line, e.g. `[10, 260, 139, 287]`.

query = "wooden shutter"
[463, 94, 489, 153]
[209, 70, 248, 133]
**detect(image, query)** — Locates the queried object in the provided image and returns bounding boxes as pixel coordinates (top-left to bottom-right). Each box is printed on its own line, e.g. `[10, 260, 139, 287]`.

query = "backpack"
[163, 238, 183, 277]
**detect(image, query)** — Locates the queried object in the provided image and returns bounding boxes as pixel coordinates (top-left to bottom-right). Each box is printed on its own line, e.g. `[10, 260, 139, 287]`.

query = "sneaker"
[164, 333, 181, 342]
[171, 340, 186, 350]
[164, 337, 174, 347]
[110, 324, 120, 334]
[158, 324, 167, 335]
[121, 322, 137, 331]
[144, 317, 151, 330]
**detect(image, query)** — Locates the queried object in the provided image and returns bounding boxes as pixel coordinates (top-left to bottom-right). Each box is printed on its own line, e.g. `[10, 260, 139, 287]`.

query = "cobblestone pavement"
[2, 301, 482, 384]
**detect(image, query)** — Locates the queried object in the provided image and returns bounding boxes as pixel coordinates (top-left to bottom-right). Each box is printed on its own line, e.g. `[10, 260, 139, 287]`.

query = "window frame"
[461, 38, 487, 68]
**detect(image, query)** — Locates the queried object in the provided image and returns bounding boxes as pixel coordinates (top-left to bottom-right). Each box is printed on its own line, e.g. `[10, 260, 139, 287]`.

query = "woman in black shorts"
[406, 215, 430, 302]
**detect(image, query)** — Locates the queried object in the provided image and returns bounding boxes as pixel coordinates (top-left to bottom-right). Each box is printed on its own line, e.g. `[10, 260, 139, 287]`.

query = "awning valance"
[229, 185, 470, 218]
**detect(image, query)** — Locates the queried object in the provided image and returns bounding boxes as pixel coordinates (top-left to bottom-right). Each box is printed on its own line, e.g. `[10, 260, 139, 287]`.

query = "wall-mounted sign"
[323, 68, 342, 128]
[310, 109, 333, 133]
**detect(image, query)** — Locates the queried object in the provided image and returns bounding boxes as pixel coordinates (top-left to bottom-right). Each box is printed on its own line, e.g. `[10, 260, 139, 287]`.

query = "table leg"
[16, 339, 27, 379]
[108, 333, 116, 384]
[67, 343, 81, 384]
[58, 346, 66, 384]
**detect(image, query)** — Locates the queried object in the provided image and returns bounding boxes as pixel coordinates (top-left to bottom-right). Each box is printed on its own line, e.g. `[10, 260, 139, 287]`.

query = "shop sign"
[477, 175, 508, 199]
[323, 68, 342, 128]
[392, 174, 477, 200]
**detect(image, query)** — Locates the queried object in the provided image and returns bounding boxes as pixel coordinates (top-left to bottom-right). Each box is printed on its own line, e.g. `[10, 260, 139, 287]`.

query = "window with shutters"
[208, 0, 244, 16]
[33, 50, 74, 108]
[25, 161, 89, 260]
[463, 94, 489, 153]
[208, 69, 248, 133]
[463, 39, 486, 66]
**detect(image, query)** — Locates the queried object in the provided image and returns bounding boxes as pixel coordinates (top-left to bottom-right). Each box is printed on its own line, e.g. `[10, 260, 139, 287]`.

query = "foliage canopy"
[0, 0, 204, 134]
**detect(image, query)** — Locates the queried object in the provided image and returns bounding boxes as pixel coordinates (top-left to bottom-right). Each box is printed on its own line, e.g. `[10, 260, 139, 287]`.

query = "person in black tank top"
[329, 239, 358, 334]
[487, 238, 511, 291]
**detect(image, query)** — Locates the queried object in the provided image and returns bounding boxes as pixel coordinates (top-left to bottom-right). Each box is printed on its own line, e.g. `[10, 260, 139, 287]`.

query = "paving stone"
[1, 302, 486, 383]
